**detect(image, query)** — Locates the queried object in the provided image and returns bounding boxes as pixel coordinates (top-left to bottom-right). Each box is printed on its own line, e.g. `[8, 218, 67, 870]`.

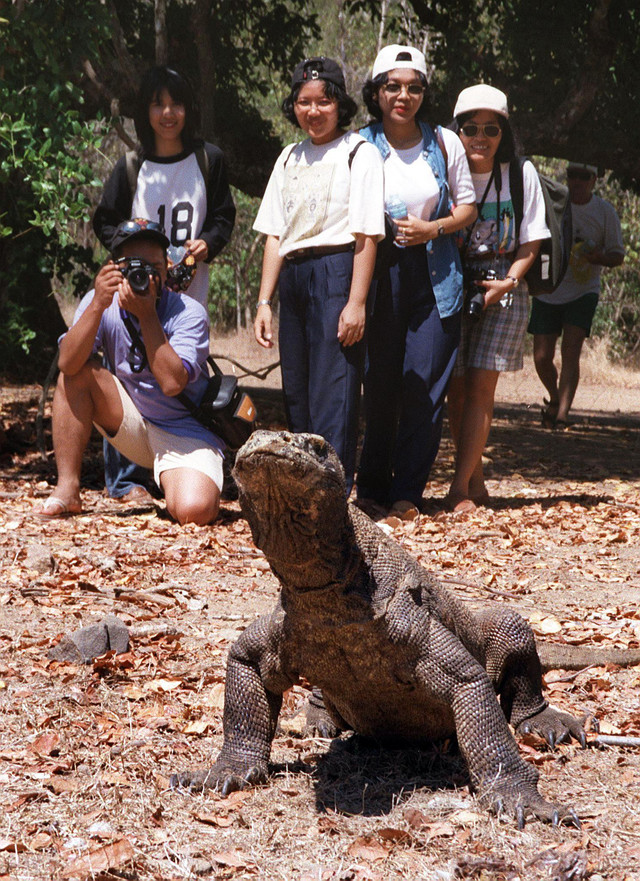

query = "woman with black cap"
[445, 85, 549, 512]
[355, 45, 477, 519]
[253, 57, 385, 492]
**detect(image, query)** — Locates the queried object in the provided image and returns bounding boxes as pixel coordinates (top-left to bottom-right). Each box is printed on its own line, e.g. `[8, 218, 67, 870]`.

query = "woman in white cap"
[355, 45, 476, 519]
[445, 84, 550, 512]
[253, 57, 385, 493]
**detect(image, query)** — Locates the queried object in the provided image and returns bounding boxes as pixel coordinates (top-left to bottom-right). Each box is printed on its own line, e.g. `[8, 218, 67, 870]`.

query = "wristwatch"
[506, 276, 519, 288]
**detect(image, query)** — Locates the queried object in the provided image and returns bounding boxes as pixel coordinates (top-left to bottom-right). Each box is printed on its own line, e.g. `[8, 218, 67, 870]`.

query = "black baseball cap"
[111, 218, 170, 253]
[291, 57, 346, 91]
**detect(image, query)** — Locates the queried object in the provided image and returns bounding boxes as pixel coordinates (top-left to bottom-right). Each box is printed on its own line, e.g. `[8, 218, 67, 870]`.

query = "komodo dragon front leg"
[418, 619, 580, 827]
[467, 608, 589, 748]
[171, 617, 292, 794]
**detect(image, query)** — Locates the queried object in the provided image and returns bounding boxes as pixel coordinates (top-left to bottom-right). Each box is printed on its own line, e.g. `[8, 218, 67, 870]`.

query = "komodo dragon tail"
[537, 643, 640, 673]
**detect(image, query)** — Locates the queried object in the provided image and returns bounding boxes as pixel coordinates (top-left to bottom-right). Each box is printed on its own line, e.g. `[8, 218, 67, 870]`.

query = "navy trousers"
[357, 245, 461, 508]
[278, 251, 364, 493]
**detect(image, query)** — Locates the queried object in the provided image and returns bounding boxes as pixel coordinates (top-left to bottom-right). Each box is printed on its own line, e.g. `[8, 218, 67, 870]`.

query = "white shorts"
[95, 376, 224, 491]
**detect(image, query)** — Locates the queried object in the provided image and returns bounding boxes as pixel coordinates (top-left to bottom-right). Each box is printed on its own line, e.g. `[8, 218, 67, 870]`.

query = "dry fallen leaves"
[61, 838, 134, 879]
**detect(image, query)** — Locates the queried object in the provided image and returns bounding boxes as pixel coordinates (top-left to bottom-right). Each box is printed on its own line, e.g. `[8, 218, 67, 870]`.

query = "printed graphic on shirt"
[568, 229, 597, 285]
[281, 164, 335, 247]
[157, 201, 195, 245]
[465, 198, 516, 259]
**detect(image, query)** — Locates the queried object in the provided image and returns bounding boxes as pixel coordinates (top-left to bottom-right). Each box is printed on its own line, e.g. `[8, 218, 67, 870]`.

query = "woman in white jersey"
[93, 65, 235, 310]
[445, 85, 549, 512]
[253, 57, 385, 492]
[93, 66, 235, 501]
[355, 45, 476, 518]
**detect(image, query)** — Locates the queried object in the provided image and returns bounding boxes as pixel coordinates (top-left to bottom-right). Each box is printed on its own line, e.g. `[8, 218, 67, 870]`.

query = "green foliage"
[591, 173, 640, 363]
[208, 189, 264, 330]
[0, 2, 108, 374]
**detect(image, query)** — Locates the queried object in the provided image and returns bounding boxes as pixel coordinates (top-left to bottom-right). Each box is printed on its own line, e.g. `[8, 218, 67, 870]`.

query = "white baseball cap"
[453, 84, 509, 119]
[372, 45, 427, 79]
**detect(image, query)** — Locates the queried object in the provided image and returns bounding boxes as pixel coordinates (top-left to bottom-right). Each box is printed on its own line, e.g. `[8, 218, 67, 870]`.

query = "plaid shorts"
[453, 284, 529, 376]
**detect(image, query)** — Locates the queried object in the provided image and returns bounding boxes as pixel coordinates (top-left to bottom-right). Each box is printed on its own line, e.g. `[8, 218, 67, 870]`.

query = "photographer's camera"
[465, 268, 496, 321]
[115, 257, 158, 295]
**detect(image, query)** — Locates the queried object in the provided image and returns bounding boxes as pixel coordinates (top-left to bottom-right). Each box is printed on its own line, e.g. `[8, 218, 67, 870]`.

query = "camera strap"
[121, 313, 149, 374]
[462, 168, 496, 256]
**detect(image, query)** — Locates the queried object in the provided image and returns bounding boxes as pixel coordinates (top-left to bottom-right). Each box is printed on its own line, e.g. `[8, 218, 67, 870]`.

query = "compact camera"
[465, 267, 497, 321]
[114, 257, 159, 295]
[166, 245, 197, 292]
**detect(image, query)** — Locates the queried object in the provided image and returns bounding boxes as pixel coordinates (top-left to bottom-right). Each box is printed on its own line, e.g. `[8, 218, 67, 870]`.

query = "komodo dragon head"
[233, 431, 353, 589]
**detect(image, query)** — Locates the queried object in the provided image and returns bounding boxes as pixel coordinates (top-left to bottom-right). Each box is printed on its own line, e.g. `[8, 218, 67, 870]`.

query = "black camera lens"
[127, 266, 150, 294]
[466, 288, 485, 320]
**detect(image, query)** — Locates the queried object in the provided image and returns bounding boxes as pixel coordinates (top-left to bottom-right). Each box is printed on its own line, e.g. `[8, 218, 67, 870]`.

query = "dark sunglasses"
[460, 123, 502, 138]
[382, 82, 425, 96]
[567, 170, 594, 181]
[118, 219, 165, 235]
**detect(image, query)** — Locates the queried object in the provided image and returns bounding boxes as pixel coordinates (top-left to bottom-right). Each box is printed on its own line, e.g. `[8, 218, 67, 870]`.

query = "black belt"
[285, 243, 355, 262]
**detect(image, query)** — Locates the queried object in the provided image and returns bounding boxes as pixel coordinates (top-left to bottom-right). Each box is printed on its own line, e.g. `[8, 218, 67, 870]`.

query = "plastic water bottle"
[385, 195, 408, 248]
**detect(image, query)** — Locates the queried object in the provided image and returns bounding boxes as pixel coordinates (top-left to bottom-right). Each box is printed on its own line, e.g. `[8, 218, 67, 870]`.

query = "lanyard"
[463, 168, 497, 255]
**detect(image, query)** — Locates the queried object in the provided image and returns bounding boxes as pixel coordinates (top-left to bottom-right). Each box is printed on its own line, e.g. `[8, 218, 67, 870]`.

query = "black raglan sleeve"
[92, 156, 134, 251]
[199, 142, 236, 262]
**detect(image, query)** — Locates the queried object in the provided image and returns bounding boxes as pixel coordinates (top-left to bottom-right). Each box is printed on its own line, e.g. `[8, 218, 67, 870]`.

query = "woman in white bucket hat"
[356, 45, 477, 519]
[445, 84, 550, 512]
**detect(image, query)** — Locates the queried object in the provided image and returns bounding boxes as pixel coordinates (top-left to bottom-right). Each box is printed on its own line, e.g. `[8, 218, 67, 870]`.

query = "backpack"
[510, 157, 572, 296]
[124, 146, 209, 199]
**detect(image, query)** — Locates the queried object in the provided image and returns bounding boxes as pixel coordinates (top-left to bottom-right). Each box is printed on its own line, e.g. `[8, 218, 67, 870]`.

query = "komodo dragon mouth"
[232, 431, 353, 590]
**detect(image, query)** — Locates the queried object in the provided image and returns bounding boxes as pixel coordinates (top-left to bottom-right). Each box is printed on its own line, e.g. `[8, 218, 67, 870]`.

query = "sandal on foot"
[541, 398, 559, 429]
[35, 496, 82, 520]
[443, 494, 477, 514]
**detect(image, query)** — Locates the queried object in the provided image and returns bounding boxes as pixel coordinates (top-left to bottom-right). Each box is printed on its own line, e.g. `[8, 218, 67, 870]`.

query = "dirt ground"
[0, 336, 639, 881]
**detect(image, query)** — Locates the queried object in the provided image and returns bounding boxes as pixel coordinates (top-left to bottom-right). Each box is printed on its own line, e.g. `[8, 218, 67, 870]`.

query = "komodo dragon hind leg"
[478, 609, 588, 748]
[305, 686, 347, 738]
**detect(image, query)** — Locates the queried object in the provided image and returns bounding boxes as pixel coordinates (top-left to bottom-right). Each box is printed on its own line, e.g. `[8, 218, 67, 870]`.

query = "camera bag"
[510, 158, 573, 296]
[177, 356, 257, 451]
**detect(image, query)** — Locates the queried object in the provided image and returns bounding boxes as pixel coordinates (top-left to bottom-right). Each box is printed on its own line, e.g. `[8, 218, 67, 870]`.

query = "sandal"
[541, 398, 559, 429]
[443, 494, 477, 514]
[35, 496, 82, 520]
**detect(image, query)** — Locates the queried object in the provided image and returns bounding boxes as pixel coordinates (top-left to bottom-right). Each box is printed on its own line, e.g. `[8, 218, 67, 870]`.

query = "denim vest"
[360, 121, 463, 318]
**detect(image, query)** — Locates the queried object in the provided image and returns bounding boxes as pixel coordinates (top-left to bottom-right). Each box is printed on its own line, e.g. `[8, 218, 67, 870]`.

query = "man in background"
[528, 162, 624, 428]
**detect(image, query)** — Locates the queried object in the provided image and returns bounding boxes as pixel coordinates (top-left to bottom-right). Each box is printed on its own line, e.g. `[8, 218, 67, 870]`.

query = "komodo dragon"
[172, 431, 612, 826]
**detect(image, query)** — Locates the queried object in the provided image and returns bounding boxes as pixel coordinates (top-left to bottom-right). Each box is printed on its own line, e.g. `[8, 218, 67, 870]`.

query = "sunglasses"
[382, 82, 425, 96]
[567, 170, 594, 181]
[460, 123, 502, 138]
[119, 219, 165, 235]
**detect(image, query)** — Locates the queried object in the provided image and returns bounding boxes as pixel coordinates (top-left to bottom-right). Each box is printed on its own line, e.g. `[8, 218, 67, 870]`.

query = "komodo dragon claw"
[170, 763, 267, 794]
[517, 707, 591, 748]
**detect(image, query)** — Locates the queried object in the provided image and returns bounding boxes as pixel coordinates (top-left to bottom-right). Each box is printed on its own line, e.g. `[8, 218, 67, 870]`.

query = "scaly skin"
[172, 431, 586, 827]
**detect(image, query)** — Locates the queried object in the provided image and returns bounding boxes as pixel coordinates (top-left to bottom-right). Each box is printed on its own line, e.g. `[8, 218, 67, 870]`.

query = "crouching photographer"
[36, 218, 224, 525]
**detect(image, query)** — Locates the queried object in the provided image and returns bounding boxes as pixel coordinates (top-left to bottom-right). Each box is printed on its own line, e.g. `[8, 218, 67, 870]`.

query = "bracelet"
[437, 221, 445, 237]
[257, 299, 272, 307]
[506, 276, 519, 288]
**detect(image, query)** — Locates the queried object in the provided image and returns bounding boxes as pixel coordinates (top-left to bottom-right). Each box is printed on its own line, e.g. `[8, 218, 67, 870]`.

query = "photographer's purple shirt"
[62, 287, 223, 450]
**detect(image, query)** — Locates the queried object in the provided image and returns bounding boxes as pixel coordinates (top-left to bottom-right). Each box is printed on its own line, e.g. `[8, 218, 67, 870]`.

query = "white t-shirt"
[464, 160, 550, 261]
[253, 131, 385, 256]
[537, 195, 625, 305]
[383, 127, 475, 219]
[132, 153, 209, 306]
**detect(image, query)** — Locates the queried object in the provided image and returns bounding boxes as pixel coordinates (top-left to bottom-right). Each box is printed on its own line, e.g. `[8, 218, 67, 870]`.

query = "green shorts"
[528, 292, 599, 338]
